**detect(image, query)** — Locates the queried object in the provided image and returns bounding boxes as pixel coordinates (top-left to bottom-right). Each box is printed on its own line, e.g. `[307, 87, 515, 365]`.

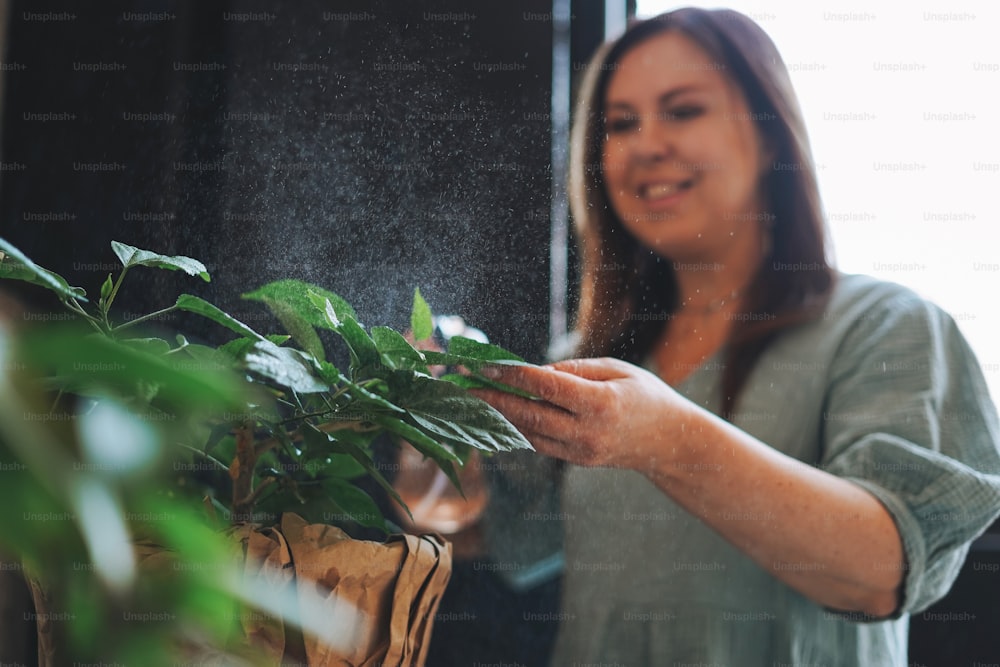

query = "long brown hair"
[569, 7, 835, 418]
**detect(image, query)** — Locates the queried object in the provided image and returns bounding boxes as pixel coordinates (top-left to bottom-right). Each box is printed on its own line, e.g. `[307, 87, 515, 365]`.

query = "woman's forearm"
[645, 402, 905, 617]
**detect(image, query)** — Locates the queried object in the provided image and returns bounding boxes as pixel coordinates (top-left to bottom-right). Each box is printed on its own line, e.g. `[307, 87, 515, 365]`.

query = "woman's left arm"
[473, 358, 905, 617]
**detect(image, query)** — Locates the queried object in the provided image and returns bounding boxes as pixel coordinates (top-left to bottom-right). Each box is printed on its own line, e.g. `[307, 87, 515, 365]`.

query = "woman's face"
[601, 31, 770, 263]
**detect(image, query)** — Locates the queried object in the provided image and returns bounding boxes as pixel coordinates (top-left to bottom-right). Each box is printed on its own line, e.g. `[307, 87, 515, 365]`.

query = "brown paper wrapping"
[29, 514, 452, 667]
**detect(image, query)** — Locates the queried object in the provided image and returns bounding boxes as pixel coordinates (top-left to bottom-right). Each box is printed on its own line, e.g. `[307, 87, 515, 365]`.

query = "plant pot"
[29, 513, 452, 667]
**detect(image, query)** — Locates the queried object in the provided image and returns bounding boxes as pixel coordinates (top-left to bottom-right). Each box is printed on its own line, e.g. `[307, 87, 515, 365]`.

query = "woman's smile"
[636, 176, 697, 209]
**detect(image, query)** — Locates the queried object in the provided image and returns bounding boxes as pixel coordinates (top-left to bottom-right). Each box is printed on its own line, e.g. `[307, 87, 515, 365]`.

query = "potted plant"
[0, 237, 533, 666]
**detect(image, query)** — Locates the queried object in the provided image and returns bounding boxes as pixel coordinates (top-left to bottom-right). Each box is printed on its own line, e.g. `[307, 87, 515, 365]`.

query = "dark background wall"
[1, 0, 555, 361]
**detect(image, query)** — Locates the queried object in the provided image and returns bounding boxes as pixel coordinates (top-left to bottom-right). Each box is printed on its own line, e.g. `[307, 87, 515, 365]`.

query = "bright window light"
[633, 0, 1000, 402]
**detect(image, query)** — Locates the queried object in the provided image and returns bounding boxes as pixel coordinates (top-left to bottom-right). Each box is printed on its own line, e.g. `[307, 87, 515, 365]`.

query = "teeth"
[645, 182, 681, 199]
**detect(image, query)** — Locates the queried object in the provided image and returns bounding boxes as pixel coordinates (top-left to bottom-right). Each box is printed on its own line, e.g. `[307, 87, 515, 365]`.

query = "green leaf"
[243, 339, 328, 394]
[0, 454, 77, 567]
[410, 287, 433, 342]
[303, 292, 380, 373]
[242, 280, 356, 330]
[301, 423, 408, 521]
[182, 343, 236, 371]
[315, 359, 343, 386]
[111, 241, 210, 282]
[175, 294, 265, 341]
[65, 566, 107, 650]
[322, 453, 367, 480]
[448, 336, 525, 363]
[321, 478, 386, 531]
[100, 274, 114, 301]
[317, 362, 405, 416]
[202, 425, 235, 455]
[422, 336, 527, 374]
[20, 328, 246, 412]
[307, 290, 341, 328]
[135, 498, 235, 576]
[0, 237, 87, 301]
[120, 337, 172, 357]
[165, 579, 240, 648]
[217, 334, 290, 360]
[264, 299, 326, 363]
[391, 375, 533, 454]
[439, 371, 539, 399]
[371, 326, 428, 373]
[368, 413, 464, 494]
[339, 317, 381, 374]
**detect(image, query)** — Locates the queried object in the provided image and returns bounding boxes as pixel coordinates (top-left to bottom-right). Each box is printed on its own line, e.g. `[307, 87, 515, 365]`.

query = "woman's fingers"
[471, 386, 574, 431]
[471, 358, 661, 468]
[476, 409, 588, 464]
[481, 363, 602, 412]
[547, 356, 635, 381]
[470, 385, 610, 465]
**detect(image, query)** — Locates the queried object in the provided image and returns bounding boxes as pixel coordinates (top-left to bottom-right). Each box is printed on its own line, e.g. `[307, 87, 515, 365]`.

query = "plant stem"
[327, 377, 381, 402]
[291, 390, 305, 412]
[315, 419, 382, 435]
[176, 443, 229, 472]
[62, 298, 106, 334]
[276, 402, 388, 427]
[252, 419, 379, 459]
[48, 388, 64, 414]
[115, 305, 179, 332]
[277, 409, 337, 426]
[242, 476, 276, 509]
[103, 267, 129, 314]
[231, 423, 257, 521]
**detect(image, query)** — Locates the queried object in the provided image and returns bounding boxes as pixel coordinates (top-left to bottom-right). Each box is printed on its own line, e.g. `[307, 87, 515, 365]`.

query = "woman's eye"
[661, 106, 703, 121]
[606, 116, 638, 134]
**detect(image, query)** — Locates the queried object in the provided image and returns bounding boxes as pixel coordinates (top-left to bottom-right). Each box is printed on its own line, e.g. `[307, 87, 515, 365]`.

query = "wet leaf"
[322, 478, 387, 531]
[371, 326, 428, 373]
[175, 294, 265, 341]
[265, 298, 326, 363]
[410, 287, 433, 342]
[448, 335, 525, 363]
[243, 280, 355, 330]
[423, 335, 527, 373]
[301, 423, 409, 521]
[120, 337, 172, 357]
[100, 273, 114, 302]
[391, 375, 533, 454]
[368, 413, 464, 494]
[111, 240, 210, 282]
[0, 237, 87, 301]
[20, 328, 246, 412]
[217, 334, 290, 360]
[243, 339, 328, 394]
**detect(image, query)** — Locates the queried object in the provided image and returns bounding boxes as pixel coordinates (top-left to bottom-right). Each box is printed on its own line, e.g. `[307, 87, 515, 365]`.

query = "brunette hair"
[569, 7, 835, 417]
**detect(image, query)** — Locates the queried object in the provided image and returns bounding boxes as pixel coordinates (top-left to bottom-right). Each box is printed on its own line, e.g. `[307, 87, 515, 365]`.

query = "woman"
[472, 7, 1000, 665]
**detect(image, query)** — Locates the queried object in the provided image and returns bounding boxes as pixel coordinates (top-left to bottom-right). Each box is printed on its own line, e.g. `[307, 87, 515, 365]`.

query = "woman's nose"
[630, 118, 673, 164]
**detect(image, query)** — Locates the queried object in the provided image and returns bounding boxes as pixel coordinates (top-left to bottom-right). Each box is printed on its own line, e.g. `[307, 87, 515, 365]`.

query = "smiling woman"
[471, 7, 1000, 666]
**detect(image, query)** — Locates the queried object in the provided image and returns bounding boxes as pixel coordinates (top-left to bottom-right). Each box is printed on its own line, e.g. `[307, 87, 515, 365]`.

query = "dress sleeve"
[819, 288, 1000, 616]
